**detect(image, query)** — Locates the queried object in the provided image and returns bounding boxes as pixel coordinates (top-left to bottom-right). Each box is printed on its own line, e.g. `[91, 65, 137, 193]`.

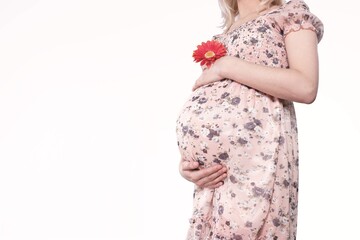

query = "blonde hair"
[218, 0, 284, 32]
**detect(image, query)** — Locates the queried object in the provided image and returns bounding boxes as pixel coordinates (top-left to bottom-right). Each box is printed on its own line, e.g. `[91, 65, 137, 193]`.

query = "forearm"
[219, 56, 318, 104]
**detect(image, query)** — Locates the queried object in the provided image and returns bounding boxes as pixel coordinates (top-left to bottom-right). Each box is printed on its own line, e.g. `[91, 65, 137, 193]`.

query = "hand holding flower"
[192, 58, 226, 91]
[192, 40, 228, 91]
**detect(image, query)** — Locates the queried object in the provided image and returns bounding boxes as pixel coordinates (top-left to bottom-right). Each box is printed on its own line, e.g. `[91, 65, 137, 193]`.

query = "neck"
[236, 0, 262, 18]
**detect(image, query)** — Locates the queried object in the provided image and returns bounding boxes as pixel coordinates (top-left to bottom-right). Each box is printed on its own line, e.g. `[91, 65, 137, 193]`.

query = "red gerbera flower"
[192, 40, 227, 67]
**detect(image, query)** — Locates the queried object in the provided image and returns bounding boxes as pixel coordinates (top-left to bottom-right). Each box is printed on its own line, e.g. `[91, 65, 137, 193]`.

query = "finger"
[201, 173, 227, 188]
[192, 81, 200, 91]
[194, 164, 224, 180]
[193, 164, 226, 183]
[193, 75, 203, 91]
[179, 160, 201, 181]
[205, 181, 225, 189]
[180, 160, 199, 171]
[194, 165, 227, 184]
[197, 171, 227, 188]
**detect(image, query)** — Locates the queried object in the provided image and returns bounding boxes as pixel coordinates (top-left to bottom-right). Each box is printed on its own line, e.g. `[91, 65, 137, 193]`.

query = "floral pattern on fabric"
[176, 0, 323, 239]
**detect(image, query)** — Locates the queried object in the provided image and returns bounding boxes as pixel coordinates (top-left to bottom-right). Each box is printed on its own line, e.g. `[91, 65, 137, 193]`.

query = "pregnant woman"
[175, 0, 324, 239]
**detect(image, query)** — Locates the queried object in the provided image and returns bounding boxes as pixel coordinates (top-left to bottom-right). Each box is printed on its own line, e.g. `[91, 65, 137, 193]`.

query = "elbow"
[298, 81, 318, 104]
[301, 93, 317, 104]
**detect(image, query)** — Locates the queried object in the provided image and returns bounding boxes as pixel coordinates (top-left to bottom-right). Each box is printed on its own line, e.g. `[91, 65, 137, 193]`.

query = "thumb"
[182, 160, 199, 171]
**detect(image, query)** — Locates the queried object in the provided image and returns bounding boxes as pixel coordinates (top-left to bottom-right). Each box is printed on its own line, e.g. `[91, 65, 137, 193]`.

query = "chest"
[214, 19, 288, 68]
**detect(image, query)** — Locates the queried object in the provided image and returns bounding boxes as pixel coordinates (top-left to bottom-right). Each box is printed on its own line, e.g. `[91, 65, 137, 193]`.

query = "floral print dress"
[176, 0, 324, 239]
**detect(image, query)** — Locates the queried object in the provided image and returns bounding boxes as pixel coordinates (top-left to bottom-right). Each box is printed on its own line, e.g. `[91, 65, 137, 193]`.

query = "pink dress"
[176, 0, 324, 239]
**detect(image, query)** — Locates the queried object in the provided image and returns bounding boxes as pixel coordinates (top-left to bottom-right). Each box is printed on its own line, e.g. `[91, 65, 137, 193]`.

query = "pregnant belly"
[176, 80, 282, 168]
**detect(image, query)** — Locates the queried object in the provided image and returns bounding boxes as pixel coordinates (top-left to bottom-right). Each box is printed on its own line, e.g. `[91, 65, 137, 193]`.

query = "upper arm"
[285, 29, 320, 94]
[280, 0, 323, 96]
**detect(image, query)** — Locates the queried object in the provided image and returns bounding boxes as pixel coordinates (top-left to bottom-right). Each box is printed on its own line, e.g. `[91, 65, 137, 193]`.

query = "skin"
[179, 0, 320, 188]
[179, 158, 228, 189]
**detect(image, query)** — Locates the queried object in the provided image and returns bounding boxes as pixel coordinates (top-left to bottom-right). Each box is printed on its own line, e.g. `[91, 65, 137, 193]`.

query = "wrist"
[217, 56, 232, 79]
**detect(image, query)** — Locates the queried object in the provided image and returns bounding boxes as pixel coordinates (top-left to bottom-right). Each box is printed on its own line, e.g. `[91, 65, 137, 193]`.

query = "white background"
[0, 0, 359, 239]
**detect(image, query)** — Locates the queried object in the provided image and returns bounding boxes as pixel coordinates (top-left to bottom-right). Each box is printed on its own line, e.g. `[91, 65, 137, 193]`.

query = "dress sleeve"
[280, 0, 324, 42]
